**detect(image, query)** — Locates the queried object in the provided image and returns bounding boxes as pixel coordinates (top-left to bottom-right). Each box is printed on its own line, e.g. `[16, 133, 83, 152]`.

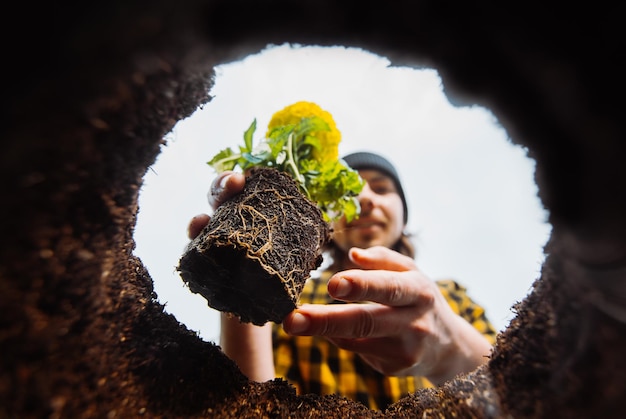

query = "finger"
[283, 303, 421, 338]
[187, 214, 210, 239]
[327, 338, 419, 376]
[208, 171, 245, 210]
[327, 269, 435, 307]
[348, 246, 417, 271]
[327, 336, 389, 356]
[327, 336, 409, 365]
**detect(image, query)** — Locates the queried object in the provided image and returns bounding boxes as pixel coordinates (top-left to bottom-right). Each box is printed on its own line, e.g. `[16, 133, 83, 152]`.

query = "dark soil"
[178, 167, 330, 325]
[3, 1, 626, 418]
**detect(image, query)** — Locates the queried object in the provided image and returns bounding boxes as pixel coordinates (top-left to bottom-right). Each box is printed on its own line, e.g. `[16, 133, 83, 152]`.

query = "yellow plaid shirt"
[272, 271, 497, 410]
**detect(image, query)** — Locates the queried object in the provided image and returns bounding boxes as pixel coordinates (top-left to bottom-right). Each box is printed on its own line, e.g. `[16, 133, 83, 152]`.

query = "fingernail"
[287, 312, 310, 334]
[333, 278, 352, 298]
[219, 173, 230, 189]
[211, 174, 230, 198]
[348, 247, 364, 261]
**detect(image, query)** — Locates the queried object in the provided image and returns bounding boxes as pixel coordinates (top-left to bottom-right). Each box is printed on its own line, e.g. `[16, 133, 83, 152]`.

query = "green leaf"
[207, 148, 238, 172]
[206, 113, 365, 222]
[243, 119, 257, 152]
[293, 116, 329, 139]
[241, 152, 266, 166]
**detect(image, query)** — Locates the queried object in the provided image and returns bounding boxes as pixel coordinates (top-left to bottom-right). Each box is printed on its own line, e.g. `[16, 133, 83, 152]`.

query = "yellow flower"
[266, 101, 340, 162]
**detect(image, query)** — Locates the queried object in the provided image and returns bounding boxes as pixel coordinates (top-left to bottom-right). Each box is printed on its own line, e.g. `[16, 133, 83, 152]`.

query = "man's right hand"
[187, 171, 246, 239]
[186, 170, 275, 383]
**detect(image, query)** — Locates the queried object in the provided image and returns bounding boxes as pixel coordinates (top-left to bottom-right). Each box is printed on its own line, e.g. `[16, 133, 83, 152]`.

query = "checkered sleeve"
[435, 279, 498, 345]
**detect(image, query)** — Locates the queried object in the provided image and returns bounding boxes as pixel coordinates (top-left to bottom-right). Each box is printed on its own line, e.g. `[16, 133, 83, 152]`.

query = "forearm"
[424, 314, 493, 385]
[219, 313, 275, 382]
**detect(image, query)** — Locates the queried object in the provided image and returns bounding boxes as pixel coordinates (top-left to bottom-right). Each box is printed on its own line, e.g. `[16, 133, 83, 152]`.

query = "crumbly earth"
[2, 1, 626, 418]
[178, 167, 330, 325]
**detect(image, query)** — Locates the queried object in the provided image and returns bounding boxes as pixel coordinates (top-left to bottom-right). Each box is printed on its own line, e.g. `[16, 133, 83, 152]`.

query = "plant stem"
[286, 132, 304, 184]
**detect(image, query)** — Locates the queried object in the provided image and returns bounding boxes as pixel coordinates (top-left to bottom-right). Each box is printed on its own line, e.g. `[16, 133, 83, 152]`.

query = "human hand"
[187, 171, 246, 239]
[185, 170, 275, 382]
[281, 246, 493, 384]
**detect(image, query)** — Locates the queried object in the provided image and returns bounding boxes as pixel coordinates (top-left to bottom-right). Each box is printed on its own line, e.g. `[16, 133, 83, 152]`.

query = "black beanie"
[342, 151, 408, 224]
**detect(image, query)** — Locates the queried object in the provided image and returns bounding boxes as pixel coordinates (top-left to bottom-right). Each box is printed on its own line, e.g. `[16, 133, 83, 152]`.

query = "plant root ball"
[178, 167, 331, 325]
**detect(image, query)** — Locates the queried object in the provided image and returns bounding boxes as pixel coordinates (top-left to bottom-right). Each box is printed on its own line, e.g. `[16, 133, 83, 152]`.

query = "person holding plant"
[187, 149, 497, 411]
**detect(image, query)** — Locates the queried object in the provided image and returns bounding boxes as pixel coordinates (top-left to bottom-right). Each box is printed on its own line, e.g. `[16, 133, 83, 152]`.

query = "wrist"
[424, 314, 493, 385]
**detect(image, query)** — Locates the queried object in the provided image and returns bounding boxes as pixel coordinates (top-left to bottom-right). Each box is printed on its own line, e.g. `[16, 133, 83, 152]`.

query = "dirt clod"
[178, 167, 331, 325]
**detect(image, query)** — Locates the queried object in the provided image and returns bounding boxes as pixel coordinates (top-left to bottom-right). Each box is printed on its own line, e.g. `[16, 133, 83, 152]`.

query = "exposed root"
[177, 167, 331, 324]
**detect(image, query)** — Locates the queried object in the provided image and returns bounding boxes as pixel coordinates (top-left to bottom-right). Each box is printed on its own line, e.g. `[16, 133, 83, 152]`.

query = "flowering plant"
[207, 101, 364, 221]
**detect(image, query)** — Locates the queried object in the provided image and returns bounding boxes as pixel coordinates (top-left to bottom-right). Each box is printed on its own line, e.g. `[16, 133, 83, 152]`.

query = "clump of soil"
[178, 167, 331, 325]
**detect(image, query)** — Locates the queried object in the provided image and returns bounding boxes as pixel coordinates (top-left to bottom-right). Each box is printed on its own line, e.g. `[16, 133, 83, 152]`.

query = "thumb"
[349, 246, 416, 272]
[208, 171, 246, 210]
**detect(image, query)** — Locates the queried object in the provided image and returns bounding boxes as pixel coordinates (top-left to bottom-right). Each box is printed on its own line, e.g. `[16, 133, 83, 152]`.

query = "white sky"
[134, 44, 552, 342]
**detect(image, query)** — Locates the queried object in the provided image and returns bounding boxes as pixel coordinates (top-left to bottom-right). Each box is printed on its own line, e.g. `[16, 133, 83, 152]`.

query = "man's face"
[331, 169, 405, 252]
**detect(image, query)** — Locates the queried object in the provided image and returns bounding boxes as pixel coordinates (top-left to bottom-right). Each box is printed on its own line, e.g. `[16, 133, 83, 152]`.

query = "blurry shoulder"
[435, 278, 470, 297]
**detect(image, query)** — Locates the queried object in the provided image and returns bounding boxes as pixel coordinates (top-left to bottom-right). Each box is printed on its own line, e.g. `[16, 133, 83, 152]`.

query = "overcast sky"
[134, 44, 552, 342]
